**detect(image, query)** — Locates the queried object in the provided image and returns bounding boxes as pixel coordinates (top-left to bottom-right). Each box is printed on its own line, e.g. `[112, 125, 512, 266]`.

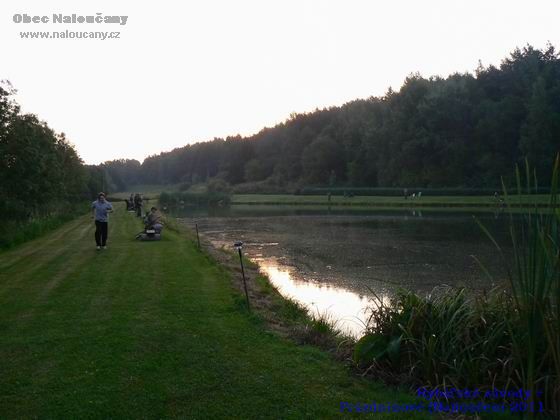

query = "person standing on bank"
[92, 192, 113, 250]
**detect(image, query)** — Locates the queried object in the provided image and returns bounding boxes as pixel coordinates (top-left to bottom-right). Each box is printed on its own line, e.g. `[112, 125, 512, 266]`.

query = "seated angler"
[145, 206, 163, 233]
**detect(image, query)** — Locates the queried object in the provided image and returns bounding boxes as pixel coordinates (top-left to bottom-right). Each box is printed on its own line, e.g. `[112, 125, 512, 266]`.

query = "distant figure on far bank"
[125, 194, 134, 211]
[92, 192, 113, 250]
[493, 191, 505, 207]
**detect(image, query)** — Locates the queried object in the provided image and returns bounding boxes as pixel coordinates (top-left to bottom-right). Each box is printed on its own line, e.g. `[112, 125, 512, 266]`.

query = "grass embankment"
[233, 194, 552, 208]
[112, 186, 553, 212]
[0, 203, 88, 250]
[0, 204, 425, 418]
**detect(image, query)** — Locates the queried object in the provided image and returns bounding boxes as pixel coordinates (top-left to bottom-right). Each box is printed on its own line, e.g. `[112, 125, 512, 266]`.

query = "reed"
[356, 157, 559, 417]
[496, 156, 560, 414]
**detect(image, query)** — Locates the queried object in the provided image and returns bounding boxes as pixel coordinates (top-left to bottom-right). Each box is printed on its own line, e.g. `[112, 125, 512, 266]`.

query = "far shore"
[109, 187, 556, 210]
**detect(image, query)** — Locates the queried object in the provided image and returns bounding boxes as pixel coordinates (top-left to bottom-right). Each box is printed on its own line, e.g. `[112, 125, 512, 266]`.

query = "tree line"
[102, 44, 560, 193]
[1, 81, 103, 221]
[4, 44, 559, 216]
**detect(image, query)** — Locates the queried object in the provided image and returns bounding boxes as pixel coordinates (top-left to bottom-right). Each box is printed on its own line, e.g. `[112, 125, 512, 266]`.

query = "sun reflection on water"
[254, 257, 389, 338]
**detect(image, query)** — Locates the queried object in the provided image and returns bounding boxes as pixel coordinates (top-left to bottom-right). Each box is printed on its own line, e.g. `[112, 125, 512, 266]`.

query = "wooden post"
[238, 248, 251, 312]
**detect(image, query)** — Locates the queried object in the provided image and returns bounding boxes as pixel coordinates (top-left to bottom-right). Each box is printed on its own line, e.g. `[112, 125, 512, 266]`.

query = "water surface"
[174, 205, 511, 336]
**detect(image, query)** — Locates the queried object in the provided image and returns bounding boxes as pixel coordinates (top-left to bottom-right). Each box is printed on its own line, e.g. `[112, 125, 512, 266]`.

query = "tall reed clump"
[355, 156, 559, 417]
[491, 156, 559, 414]
[356, 288, 515, 389]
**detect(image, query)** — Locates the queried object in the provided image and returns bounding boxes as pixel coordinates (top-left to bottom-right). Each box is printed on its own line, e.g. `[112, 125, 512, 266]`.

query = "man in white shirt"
[91, 192, 113, 250]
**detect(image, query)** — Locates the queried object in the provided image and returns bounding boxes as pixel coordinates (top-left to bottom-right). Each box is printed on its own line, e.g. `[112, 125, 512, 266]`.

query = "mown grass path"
[0, 206, 425, 418]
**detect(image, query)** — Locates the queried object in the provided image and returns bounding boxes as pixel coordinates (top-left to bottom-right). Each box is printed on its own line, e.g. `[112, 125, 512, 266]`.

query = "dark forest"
[102, 45, 560, 192]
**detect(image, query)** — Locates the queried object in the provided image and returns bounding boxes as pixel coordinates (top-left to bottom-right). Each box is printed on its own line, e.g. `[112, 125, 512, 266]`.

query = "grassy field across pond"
[232, 193, 552, 208]
[0, 205, 426, 418]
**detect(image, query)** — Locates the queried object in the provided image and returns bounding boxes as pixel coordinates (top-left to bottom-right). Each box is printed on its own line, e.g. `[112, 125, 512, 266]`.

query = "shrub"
[358, 157, 560, 416]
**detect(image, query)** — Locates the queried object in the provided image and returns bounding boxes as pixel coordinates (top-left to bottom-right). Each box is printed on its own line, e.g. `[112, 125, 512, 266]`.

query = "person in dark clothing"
[136, 194, 143, 217]
[145, 207, 163, 233]
[91, 192, 113, 250]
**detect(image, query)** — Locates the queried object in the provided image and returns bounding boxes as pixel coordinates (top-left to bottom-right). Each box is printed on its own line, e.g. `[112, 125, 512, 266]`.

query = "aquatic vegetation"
[359, 157, 560, 416]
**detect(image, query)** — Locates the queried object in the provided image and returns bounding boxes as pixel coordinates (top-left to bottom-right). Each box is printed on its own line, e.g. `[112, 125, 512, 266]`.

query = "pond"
[172, 205, 513, 337]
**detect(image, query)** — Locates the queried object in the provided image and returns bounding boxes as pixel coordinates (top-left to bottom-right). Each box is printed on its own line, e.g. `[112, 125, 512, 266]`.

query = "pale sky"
[1, 0, 558, 164]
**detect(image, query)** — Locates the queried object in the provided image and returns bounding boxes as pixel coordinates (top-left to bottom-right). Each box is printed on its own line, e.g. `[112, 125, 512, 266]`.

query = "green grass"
[0, 205, 426, 418]
[0, 204, 89, 250]
[232, 193, 552, 208]
[110, 183, 554, 209]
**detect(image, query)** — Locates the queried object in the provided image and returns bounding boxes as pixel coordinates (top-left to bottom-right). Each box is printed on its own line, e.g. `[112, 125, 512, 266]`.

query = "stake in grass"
[234, 241, 251, 312]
